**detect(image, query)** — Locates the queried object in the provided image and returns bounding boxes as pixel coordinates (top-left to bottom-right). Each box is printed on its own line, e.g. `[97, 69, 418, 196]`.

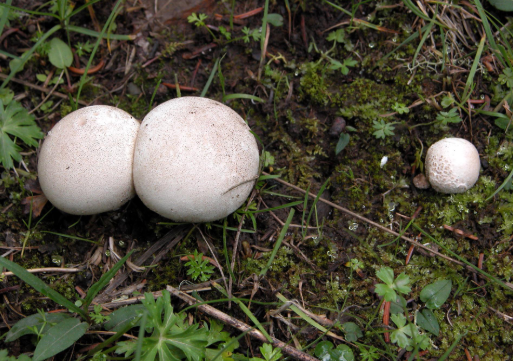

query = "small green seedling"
[89, 304, 110, 325]
[314, 340, 354, 361]
[242, 26, 262, 43]
[440, 94, 455, 108]
[0, 99, 44, 169]
[392, 102, 409, 114]
[374, 266, 411, 302]
[185, 250, 215, 282]
[358, 345, 380, 361]
[372, 120, 397, 139]
[499, 68, 513, 88]
[390, 313, 430, 351]
[188, 13, 216, 39]
[74, 40, 94, 56]
[250, 343, 283, 361]
[328, 58, 358, 75]
[436, 108, 462, 126]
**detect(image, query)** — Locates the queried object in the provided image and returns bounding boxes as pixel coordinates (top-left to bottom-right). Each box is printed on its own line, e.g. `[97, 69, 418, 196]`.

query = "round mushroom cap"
[133, 97, 260, 223]
[38, 106, 140, 215]
[425, 137, 480, 194]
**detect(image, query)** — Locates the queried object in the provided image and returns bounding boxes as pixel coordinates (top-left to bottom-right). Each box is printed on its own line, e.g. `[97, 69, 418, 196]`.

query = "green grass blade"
[222, 219, 237, 282]
[401, 0, 445, 27]
[301, 184, 310, 237]
[275, 293, 328, 333]
[322, 0, 353, 17]
[412, 224, 513, 292]
[223, 93, 265, 103]
[412, 9, 436, 68]
[213, 283, 273, 342]
[437, 331, 468, 360]
[258, 174, 281, 181]
[83, 250, 134, 308]
[461, 35, 486, 103]
[211, 223, 255, 233]
[0, 3, 58, 20]
[485, 167, 513, 202]
[0, 49, 17, 59]
[258, 0, 270, 80]
[201, 58, 220, 97]
[42, 231, 99, 244]
[260, 190, 301, 198]
[259, 208, 294, 277]
[473, 0, 505, 67]
[249, 200, 302, 214]
[0, 256, 87, 318]
[439, 25, 447, 72]
[377, 24, 430, 67]
[0, 0, 12, 39]
[305, 179, 329, 231]
[0, 25, 61, 90]
[67, 0, 102, 20]
[67, 25, 134, 40]
[148, 78, 162, 113]
[75, 0, 124, 107]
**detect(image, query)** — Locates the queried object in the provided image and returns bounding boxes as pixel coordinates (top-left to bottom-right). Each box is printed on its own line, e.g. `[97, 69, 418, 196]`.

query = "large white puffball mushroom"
[38, 106, 140, 215]
[133, 97, 260, 223]
[425, 137, 480, 194]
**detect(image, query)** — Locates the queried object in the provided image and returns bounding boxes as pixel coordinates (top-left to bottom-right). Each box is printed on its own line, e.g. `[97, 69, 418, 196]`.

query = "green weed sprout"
[185, 250, 215, 282]
[90, 304, 111, 325]
[358, 345, 380, 361]
[436, 108, 462, 126]
[374, 266, 411, 302]
[0, 99, 44, 169]
[250, 343, 283, 361]
[242, 26, 262, 43]
[314, 340, 354, 361]
[392, 102, 409, 114]
[188, 13, 216, 39]
[390, 313, 430, 351]
[372, 120, 398, 139]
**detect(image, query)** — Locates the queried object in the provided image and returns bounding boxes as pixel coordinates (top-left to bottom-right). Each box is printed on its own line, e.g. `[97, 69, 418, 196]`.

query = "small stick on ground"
[0, 73, 88, 106]
[167, 285, 319, 361]
[1, 267, 82, 277]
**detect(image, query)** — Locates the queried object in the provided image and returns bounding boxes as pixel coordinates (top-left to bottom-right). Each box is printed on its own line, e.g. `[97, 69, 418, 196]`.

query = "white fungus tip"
[425, 137, 480, 194]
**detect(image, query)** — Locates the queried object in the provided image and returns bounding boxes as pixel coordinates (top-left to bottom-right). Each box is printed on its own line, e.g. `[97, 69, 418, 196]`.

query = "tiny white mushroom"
[38, 106, 140, 215]
[425, 137, 480, 194]
[133, 97, 260, 223]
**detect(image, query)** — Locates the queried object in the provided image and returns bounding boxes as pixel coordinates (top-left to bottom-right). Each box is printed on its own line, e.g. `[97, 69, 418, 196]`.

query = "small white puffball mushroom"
[38, 106, 140, 215]
[425, 137, 480, 194]
[133, 97, 260, 223]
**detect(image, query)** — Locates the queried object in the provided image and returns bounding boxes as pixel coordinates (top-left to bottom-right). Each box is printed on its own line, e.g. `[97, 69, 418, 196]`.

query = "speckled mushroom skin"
[133, 97, 260, 222]
[38, 106, 140, 215]
[425, 137, 480, 194]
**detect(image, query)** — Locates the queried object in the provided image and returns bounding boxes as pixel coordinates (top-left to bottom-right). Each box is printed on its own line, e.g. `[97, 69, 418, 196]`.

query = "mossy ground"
[1, 1, 512, 359]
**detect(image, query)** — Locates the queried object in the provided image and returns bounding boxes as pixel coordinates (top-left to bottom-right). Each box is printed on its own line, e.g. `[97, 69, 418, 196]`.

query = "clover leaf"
[315, 341, 354, 361]
[392, 102, 409, 114]
[374, 267, 411, 302]
[390, 313, 431, 351]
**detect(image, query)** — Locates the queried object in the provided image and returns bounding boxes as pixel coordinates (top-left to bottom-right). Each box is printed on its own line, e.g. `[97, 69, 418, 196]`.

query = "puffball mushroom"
[425, 137, 480, 194]
[133, 97, 260, 223]
[38, 106, 140, 215]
